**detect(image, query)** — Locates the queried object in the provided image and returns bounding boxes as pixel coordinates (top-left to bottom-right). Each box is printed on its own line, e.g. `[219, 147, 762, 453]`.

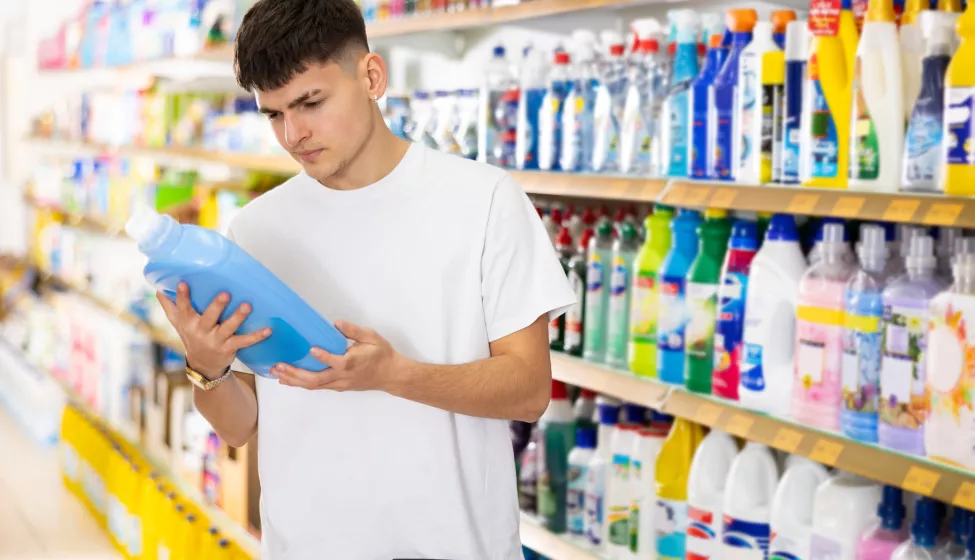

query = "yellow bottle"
[943, 4, 975, 196]
[801, 0, 860, 189]
[653, 418, 705, 560]
[939, 0, 963, 12]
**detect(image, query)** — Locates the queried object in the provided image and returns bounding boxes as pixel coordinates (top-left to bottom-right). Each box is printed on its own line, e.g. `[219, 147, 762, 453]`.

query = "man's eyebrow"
[287, 90, 323, 109]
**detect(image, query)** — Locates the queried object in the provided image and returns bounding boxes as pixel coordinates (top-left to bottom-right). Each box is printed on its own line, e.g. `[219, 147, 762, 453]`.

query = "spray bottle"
[515, 45, 548, 170]
[621, 19, 663, 176]
[709, 9, 758, 181]
[689, 13, 728, 179]
[561, 30, 600, 173]
[661, 9, 701, 177]
[592, 32, 628, 173]
[538, 50, 572, 172]
[772, 10, 797, 49]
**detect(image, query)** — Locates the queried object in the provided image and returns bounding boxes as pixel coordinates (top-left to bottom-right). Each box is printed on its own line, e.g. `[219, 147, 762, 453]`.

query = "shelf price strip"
[923, 203, 964, 226]
[787, 193, 820, 214]
[831, 196, 865, 218]
[809, 439, 844, 466]
[771, 427, 804, 453]
[902, 466, 941, 497]
[883, 199, 921, 222]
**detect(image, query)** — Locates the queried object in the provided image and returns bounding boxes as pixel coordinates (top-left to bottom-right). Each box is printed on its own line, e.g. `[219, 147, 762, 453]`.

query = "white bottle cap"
[784, 20, 809, 61]
[906, 235, 937, 271]
[125, 206, 168, 244]
[753, 21, 774, 43]
[631, 18, 662, 41]
[920, 10, 959, 45]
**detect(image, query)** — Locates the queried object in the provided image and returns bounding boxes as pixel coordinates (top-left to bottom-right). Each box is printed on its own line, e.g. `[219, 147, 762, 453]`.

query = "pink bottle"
[857, 485, 909, 559]
[793, 223, 854, 430]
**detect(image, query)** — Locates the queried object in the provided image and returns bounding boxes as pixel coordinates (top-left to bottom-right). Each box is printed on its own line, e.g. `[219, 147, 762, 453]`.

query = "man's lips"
[296, 149, 324, 162]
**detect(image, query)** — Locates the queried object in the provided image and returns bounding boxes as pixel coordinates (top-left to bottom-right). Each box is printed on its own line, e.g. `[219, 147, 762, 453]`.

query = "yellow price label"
[710, 188, 738, 208]
[809, 439, 844, 466]
[725, 414, 755, 437]
[883, 199, 921, 222]
[924, 203, 964, 226]
[683, 186, 712, 207]
[954, 482, 975, 510]
[787, 193, 820, 214]
[772, 428, 804, 453]
[902, 466, 941, 496]
[831, 196, 866, 218]
[696, 402, 723, 426]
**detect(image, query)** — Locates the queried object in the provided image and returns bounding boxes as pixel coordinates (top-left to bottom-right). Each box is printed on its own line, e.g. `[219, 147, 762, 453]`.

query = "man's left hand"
[272, 321, 408, 391]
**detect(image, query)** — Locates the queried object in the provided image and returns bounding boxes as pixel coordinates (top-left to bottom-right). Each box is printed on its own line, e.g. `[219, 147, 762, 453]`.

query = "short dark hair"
[234, 0, 370, 92]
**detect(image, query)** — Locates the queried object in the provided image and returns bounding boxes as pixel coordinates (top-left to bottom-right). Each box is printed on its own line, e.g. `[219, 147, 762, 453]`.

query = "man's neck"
[319, 122, 412, 191]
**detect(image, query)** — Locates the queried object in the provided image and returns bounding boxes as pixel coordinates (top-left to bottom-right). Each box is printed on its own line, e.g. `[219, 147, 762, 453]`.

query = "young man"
[156, 0, 575, 557]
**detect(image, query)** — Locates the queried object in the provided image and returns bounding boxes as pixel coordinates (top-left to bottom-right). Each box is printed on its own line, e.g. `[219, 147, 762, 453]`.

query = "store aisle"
[0, 408, 120, 560]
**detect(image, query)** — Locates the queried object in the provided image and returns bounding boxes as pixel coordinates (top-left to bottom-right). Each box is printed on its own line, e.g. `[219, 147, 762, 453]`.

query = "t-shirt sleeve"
[481, 174, 577, 342]
[224, 226, 256, 375]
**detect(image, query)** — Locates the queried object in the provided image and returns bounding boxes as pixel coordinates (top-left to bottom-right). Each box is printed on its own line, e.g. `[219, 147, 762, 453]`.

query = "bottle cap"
[921, 10, 960, 44]
[623, 404, 646, 425]
[955, 237, 975, 262]
[709, 33, 725, 48]
[581, 207, 596, 225]
[705, 208, 728, 219]
[554, 51, 570, 64]
[654, 204, 675, 216]
[551, 380, 568, 400]
[765, 214, 799, 242]
[701, 12, 725, 46]
[938, 0, 963, 12]
[620, 222, 637, 240]
[730, 219, 759, 250]
[578, 228, 595, 253]
[784, 20, 809, 61]
[555, 227, 573, 249]
[753, 21, 775, 43]
[950, 507, 973, 545]
[902, 0, 927, 25]
[125, 206, 169, 246]
[821, 222, 846, 245]
[580, 388, 597, 400]
[551, 208, 564, 226]
[726, 8, 759, 33]
[631, 18, 662, 41]
[866, 0, 896, 22]
[901, 225, 931, 258]
[492, 45, 506, 57]
[912, 498, 940, 548]
[857, 224, 889, 271]
[597, 220, 613, 237]
[953, 254, 975, 292]
[816, 218, 847, 242]
[671, 9, 701, 44]
[598, 402, 621, 426]
[576, 426, 597, 449]
[906, 235, 937, 271]
[772, 9, 797, 33]
[878, 485, 906, 531]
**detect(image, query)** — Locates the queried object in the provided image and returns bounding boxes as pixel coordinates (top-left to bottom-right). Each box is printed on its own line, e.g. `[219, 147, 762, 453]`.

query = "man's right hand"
[157, 282, 272, 379]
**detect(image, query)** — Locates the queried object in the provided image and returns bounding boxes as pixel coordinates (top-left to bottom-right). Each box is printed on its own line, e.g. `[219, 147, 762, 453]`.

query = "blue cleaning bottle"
[126, 209, 348, 378]
[657, 209, 703, 384]
[539, 49, 573, 172]
[592, 31, 629, 173]
[708, 9, 757, 181]
[662, 9, 701, 177]
[561, 30, 601, 173]
[781, 20, 809, 184]
[689, 14, 729, 179]
[516, 45, 548, 171]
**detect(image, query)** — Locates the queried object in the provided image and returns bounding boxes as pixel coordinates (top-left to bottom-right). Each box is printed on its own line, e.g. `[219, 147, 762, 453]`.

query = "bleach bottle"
[607, 222, 640, 369]
[629, 412, 671, 559]
[657, 210, 703, 385]
[561, 30, 600, 173]
[538, 50, 572, 172]
[685, 209, 732, 395]
[719, 443, 779, 559]
[584, 220, 614, 363]
[941, 3, 975, 196]
[607, 404, 645, 556]
[655, 418, 705, 560]
[630, 206, 674, 378]
[709, 9, 758, 181]
[567, 426, 597, 540]
[661, 9, 701, 177]
[781, 20, 809, 184]
[516, 45, 548, 171]
[126, 209, 347, 378]
[689, 14, 729, 179]
[686, 429, 739, 560]
[810, 472, 882, 559]
[736, 20, 784, 185]
[770, 457, 829, 560]
[592, 32, 628, 173]
[537, 380, 576, 534]
[620, 19, 663, 176]
[713, 219, 759, 401]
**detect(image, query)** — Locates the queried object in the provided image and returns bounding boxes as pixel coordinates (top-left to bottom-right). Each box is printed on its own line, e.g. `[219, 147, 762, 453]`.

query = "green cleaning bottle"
[606, 222, 641, 368]
[629, 205, 675, 377]
[584, 220, 615, 363]
[564, 228, 594, 357]
[684, 209, 732, 394]
[550, 227, 575, 351]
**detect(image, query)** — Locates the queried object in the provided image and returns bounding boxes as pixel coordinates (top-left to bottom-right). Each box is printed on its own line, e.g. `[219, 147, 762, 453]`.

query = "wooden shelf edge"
[519, 512, 605, 560]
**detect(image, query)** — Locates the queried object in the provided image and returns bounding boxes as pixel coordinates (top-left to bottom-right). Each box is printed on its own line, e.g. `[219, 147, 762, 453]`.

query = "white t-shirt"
[227, 143, 575, 560]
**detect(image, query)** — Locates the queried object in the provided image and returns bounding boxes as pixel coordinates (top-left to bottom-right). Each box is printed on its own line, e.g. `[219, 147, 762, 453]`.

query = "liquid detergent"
[794, 223, 855, 431]
[841, 225, 890, 443]
[550, 227, 575, 351]
[607, 404, 646, 555]
[662, 9, 701, 177]
[568, 426, 597, 540]
[739, 215, 808, 416]
[810, 472, 882, 559]
[561, 30, 600, 173]
[690, 17, 730, 179]
[478, 45, 515, 167]
[621, 19, 663, 176]
[538, 50, 572, 172]
[903, 11, 957, 192]
[607, 223, 640, 368]
[537, 380, 576, 534]
[901, 0, 927, 123]
[657, 210, 703, 384]
[770, 457, 830, 560]
[630, 207, 674, 378]
[587, 396, 621, 548]
[593, 32, 628, 173]
[685, 209, 732, 394]
[801, 0, 858, 189]
[629, 412, 672, 558]
[565, 227, 594, 357]
[941, 4, 975, 196]
[710, 9, 758, 181]
[781, 20, 810, 184]
[736, 20, 785, 184]
[719, 442, 779, 559]
[772, 10, 797, 49]
[125, 210, 347, 378]
[714, 220, 759, 400]
[925, 254, 975, 469]
[686, 429, 739, 560]
[655, 418, 705, 560]
[857, 486, 909, 558]
[516, 46, 548, 171]
[891, 498, 942, 559]
[585, 221, 614, 363]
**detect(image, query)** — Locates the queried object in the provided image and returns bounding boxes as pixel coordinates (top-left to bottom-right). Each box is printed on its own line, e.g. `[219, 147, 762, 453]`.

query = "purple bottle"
[877, 235, 946, 455]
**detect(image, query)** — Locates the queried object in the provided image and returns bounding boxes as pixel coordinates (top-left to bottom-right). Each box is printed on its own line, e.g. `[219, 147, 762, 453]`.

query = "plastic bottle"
[630, 206, 674, 378]
[661, 9, 701, 177]
[857, 485, 910, 558]
[657, 210, 703, 385]
[550, 227, 574, 351]
[685, 209, 732, 394]
[574, 388, 598, 430]
[772, 10, 797, 49]
[593, 32, 628, 173]
[655, 418, 705, 560]
[714, 220, 759, 400]
[770, 457, 830, 560]
[941, 4, 975, 196]
[794, 223, 855, 431]
[690, 15, 729, 179]
[516, 46, 549, 171]
[903, 11, 957, 192]
[537, 380, 576, 534]
[937, 228, 964, 281]
[810, 472, 883, 558]
[568, 426, 597, 540]
[891, 498, 943, 559]
[901, 0, 927, 123]
[710, 9, 758, 181]
[586, 396, 621, 549]
[736, 20, 785, 184]
[125, 209, 347, 377]
[937, 507, 973, 558]
[718, 442, 779, 559]
[520, 425, 540, 513]
[686, 429, 739, 560]
[607, 222, 640, 368]
[800, 0, 858, 189]
[781, 20, 810, 185]
[621, 19, 662, 176]
[538, 50, 572, 172]
[565, 227, 594, 357]
[478, 46, 515, 167]
[607, 404, 646, 556]
[739, 215, 808, 416]
[628, 412, 671, 559]
[561, 30, 600, 173]
[585, 221, 614, 363]
[925, 254, 975, 469]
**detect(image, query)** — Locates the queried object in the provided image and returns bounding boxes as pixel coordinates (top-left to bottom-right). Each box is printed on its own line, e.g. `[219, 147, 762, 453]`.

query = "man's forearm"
[192, 372, 258, 448]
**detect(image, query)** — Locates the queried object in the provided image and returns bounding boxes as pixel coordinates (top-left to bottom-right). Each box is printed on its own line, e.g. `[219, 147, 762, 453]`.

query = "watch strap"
[185, 363, 233, 391]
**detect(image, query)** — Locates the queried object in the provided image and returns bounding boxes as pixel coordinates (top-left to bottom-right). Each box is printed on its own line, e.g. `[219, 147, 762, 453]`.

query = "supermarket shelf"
[520, 512, 605, 560]
[511, 171, 666, 202]
[549, 352, 975, 510]
[26, 194, 127, 237]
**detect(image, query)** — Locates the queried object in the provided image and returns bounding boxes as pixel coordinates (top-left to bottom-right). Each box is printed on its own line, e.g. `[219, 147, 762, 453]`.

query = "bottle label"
[667, 89, 691, 177]
[805, 54, 840, 180]
[769, 531, 807, 560]
[841, 310, 882, 434]
[608, 453, 630, 545]
[586, 463, 607, 546]
[879, 304, 929, 438]
[567, 462, 589, 537]
[593, 86, 619, 172]
[795, 305, 845, 422]
[538, 83, 568, 171]
[850, 58, 880, 181]
[766, 81, 784, 183]
[944, 87, 975, 166]
[621, 86, 651, 173]
[548, 315, 562, 345]
[808, 0, 842, 37]
[809, 534, 843, 559]
[565, 271, 585, 350]
[607, 256, 631, 360]
[690, 81, 711, 178]
[904, 111, 944, 185]
[737, 52, 759, 178]
[686, 282, 718, 360]
[516, 88, 545, 170]
[656, 498, 688, 559]
[740, 290, 769, 392]
[657, 277, 688, 353]
[629, 459, 643, 553]
[686, 505, 719, 560]
[782, 61, 805, 183]
[631, 271, 658, 345]
[721, 517, 771, 559]
[714, 268, 751, 394]
[712, 82, 736, 180]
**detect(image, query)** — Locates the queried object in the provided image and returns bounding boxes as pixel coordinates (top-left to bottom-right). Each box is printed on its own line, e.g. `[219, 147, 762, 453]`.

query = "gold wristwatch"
[185, 363, 233, 391]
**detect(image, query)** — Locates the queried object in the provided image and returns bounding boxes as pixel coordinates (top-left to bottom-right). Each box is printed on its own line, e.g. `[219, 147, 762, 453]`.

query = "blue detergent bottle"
[689, 15, 729, 179]
[663, 9, 701, 178]
[708, 9, 757, 181]
[657, 209, 703, 384]
[126, 210, 348, 378]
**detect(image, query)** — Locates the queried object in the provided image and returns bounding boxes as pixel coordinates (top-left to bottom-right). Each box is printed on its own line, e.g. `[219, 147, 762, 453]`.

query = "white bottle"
[628, 412, 671, 560]
[810, 471, 882, 559]
[736, 21, 783, 185]
[607, 404, 644, 557]
[587, 396, 621, 549]
[719, 442, 780, 559]
[568, 426, 597, 540]
[739, 215, 808, 416]
[686, 429, 740, 560]
[901, 11, 926, 123]
[770, 457, 830, 560]
[849, 0, 904, 191]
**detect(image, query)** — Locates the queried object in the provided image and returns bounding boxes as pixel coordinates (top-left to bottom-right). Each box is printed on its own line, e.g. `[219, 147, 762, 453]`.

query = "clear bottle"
[478, 45, 515, 166]
[606, 222, 641, 368]
[516, 45, 548, 170]
[936, 507, 973, 558]
[620, 19, 663, 176]
[592, 32, 629, 173]
[538, 50, 572, 171]
[561, 30, 600, 173]
[891, 498, 944, 560]
[584, 220, 615, 363]
[937, 227, 964, 281]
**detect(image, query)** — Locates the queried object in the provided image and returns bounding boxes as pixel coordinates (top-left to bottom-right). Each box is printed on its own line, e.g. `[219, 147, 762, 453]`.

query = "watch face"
[186, 369, 207, 389]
